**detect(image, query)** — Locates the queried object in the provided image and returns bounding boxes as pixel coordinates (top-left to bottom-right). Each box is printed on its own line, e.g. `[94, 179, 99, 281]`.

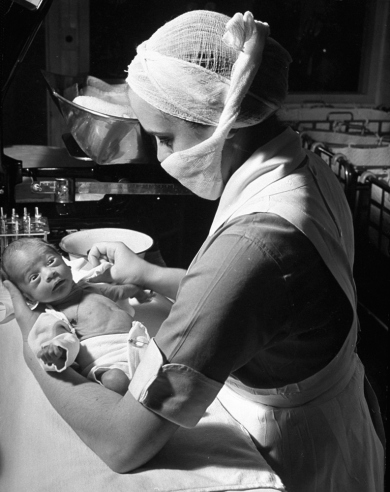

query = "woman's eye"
[47, 257, 56, 265]
[156, 137, 173, 149]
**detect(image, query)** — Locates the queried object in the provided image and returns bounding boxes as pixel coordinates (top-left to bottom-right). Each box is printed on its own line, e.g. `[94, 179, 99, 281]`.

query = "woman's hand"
[3, 280, 42, 341]
[88, 241, 186, 300]
[87, 241, 149, 287]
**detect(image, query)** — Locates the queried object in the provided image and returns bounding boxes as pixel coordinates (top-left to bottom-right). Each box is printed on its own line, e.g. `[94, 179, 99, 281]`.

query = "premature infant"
[1, 237, 150, 395]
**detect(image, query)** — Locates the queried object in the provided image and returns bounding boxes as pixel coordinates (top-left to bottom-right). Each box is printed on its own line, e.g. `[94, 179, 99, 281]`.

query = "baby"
[1, 237, 151, 395]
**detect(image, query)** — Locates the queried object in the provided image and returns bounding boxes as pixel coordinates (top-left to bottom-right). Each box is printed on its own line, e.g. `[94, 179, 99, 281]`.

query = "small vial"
[33, 207, 44, 232]
[13, 213, 19, 235]
[22, 208, 30, 233]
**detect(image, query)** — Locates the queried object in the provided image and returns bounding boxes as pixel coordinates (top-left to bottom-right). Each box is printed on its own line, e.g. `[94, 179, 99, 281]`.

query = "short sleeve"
[128, 216, 291, 426]
[129, 213, 353, 426]
[129, 339, 223, 428]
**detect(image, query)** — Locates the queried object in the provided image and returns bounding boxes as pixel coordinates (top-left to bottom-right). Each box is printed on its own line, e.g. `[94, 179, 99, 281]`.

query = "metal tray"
[41, 71, 152, 165]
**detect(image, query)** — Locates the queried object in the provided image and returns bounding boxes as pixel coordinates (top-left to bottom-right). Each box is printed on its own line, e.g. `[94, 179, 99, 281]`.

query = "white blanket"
[0, 280, 285, 492]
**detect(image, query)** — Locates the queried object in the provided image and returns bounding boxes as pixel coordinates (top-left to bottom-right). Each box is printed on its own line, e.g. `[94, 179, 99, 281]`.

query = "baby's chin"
[42, 279, 75, 304]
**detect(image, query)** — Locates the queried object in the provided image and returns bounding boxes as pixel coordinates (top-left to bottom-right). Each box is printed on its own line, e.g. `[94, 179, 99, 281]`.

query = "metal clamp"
[30, 178, 74, 203]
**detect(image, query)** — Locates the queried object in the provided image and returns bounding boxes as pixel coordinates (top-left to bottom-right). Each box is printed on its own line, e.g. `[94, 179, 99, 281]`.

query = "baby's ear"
[21, 293, 39, 309]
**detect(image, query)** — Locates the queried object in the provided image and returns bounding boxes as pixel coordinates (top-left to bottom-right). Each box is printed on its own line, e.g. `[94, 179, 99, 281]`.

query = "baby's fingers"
[134, 289, 155, 304]
[38, 353, 53, 366]
[38, 345, 65, 365]
[121, 284, 153, 303]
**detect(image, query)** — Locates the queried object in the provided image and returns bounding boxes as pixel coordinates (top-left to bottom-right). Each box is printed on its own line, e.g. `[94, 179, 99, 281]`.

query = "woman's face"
[128, 89, 215, 162]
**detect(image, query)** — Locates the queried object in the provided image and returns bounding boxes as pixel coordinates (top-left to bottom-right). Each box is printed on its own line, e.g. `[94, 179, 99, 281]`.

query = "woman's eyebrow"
[144, 129, 171, 137]
[139, 122, 171, 137]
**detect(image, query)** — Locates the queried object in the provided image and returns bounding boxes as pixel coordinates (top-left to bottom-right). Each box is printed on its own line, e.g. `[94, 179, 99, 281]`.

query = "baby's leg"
[100, 368, 129, 396]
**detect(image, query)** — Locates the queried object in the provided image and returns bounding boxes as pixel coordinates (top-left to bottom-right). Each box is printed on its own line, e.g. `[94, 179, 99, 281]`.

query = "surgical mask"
[126, 11, 290, 199]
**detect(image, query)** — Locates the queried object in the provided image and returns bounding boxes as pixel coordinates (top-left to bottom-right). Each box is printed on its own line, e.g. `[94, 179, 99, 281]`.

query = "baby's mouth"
[52, 279, 65, 291]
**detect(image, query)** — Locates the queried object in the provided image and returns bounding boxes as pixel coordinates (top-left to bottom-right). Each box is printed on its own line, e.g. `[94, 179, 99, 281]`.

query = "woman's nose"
[156, 148, 166, 162]
[156, 145, 170, 163]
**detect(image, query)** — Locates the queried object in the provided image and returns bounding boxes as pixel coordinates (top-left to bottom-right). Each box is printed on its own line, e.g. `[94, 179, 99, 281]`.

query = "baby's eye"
[29, 274, 39, 283]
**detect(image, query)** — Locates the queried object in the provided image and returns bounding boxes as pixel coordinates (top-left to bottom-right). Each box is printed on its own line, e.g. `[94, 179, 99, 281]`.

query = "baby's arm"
[27, 313, 80, 372]
[84, 282, 154, 303]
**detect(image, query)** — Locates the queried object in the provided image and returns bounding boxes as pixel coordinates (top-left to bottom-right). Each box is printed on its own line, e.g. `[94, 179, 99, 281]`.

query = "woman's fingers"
[88, 241, 127, 267]
[88, 243, 110, 267]
[86, 268, 114, 284]
[3, 280, 31, 317]
[87, 241, 146, 287]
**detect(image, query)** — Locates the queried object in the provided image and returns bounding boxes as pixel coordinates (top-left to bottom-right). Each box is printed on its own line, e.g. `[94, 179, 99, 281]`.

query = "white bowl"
[60, 228, 153, 261]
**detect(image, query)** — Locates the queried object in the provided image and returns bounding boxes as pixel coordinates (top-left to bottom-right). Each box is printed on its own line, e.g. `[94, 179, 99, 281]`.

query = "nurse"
[5, 10, 384, 491]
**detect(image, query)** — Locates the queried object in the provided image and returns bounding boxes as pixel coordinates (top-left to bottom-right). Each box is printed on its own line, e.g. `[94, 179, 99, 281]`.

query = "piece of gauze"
[72, 95, 134, 118]
[82, 83, 131, 107]
[86, 75, 128, 93]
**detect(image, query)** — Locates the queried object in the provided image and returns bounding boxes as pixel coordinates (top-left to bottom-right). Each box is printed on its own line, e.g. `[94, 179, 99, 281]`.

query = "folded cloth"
[79, 321, 150, 382]
[73, 95, 134, 118]
[85, 76, 129, 94]
[82, 83, 132, 107]
[0, 279, 285, 491]
[72, 75, 135, 118]
[65, 257, 112, 282]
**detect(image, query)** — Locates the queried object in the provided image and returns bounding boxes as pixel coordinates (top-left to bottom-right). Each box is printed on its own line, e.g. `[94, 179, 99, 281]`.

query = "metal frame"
[301, 135, 360, 212]
[362, 175, 390, 257]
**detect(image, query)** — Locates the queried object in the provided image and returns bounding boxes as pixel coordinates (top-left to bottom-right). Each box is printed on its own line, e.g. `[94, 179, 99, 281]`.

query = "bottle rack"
[0, 206, 50, 257]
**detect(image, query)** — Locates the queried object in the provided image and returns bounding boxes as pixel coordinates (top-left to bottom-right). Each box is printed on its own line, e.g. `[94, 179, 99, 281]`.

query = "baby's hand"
[37, 344, 66, 368]
[122, 284, 155, 304]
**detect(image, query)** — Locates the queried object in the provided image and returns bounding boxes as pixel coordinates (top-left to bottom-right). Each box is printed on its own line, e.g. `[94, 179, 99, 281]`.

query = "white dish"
[60, 228, 153, 260]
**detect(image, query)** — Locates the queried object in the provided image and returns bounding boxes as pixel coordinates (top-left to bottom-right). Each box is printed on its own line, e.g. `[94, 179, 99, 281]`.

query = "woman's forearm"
[23, 342, 178, 473]
[142, 264, 186, 300]
[87, 242, 186, 299]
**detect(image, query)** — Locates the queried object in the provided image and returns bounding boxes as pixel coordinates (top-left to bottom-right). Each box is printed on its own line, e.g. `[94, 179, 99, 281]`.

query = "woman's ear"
[226, 128, 239, 139]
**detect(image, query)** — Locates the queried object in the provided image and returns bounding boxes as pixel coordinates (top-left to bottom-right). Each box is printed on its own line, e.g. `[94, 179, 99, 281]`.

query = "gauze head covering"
[127, 10, 292, 199]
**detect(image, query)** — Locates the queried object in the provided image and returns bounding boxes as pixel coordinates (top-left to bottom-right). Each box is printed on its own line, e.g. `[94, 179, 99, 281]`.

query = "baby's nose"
[44, 268, 57, 281]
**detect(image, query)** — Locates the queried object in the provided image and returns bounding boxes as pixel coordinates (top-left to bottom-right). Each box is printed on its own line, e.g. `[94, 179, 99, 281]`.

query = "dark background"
[2, 0, 369, 148]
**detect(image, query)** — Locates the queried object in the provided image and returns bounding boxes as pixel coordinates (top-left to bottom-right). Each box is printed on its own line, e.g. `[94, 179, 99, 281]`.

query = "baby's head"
[1, 238, 74, 304]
